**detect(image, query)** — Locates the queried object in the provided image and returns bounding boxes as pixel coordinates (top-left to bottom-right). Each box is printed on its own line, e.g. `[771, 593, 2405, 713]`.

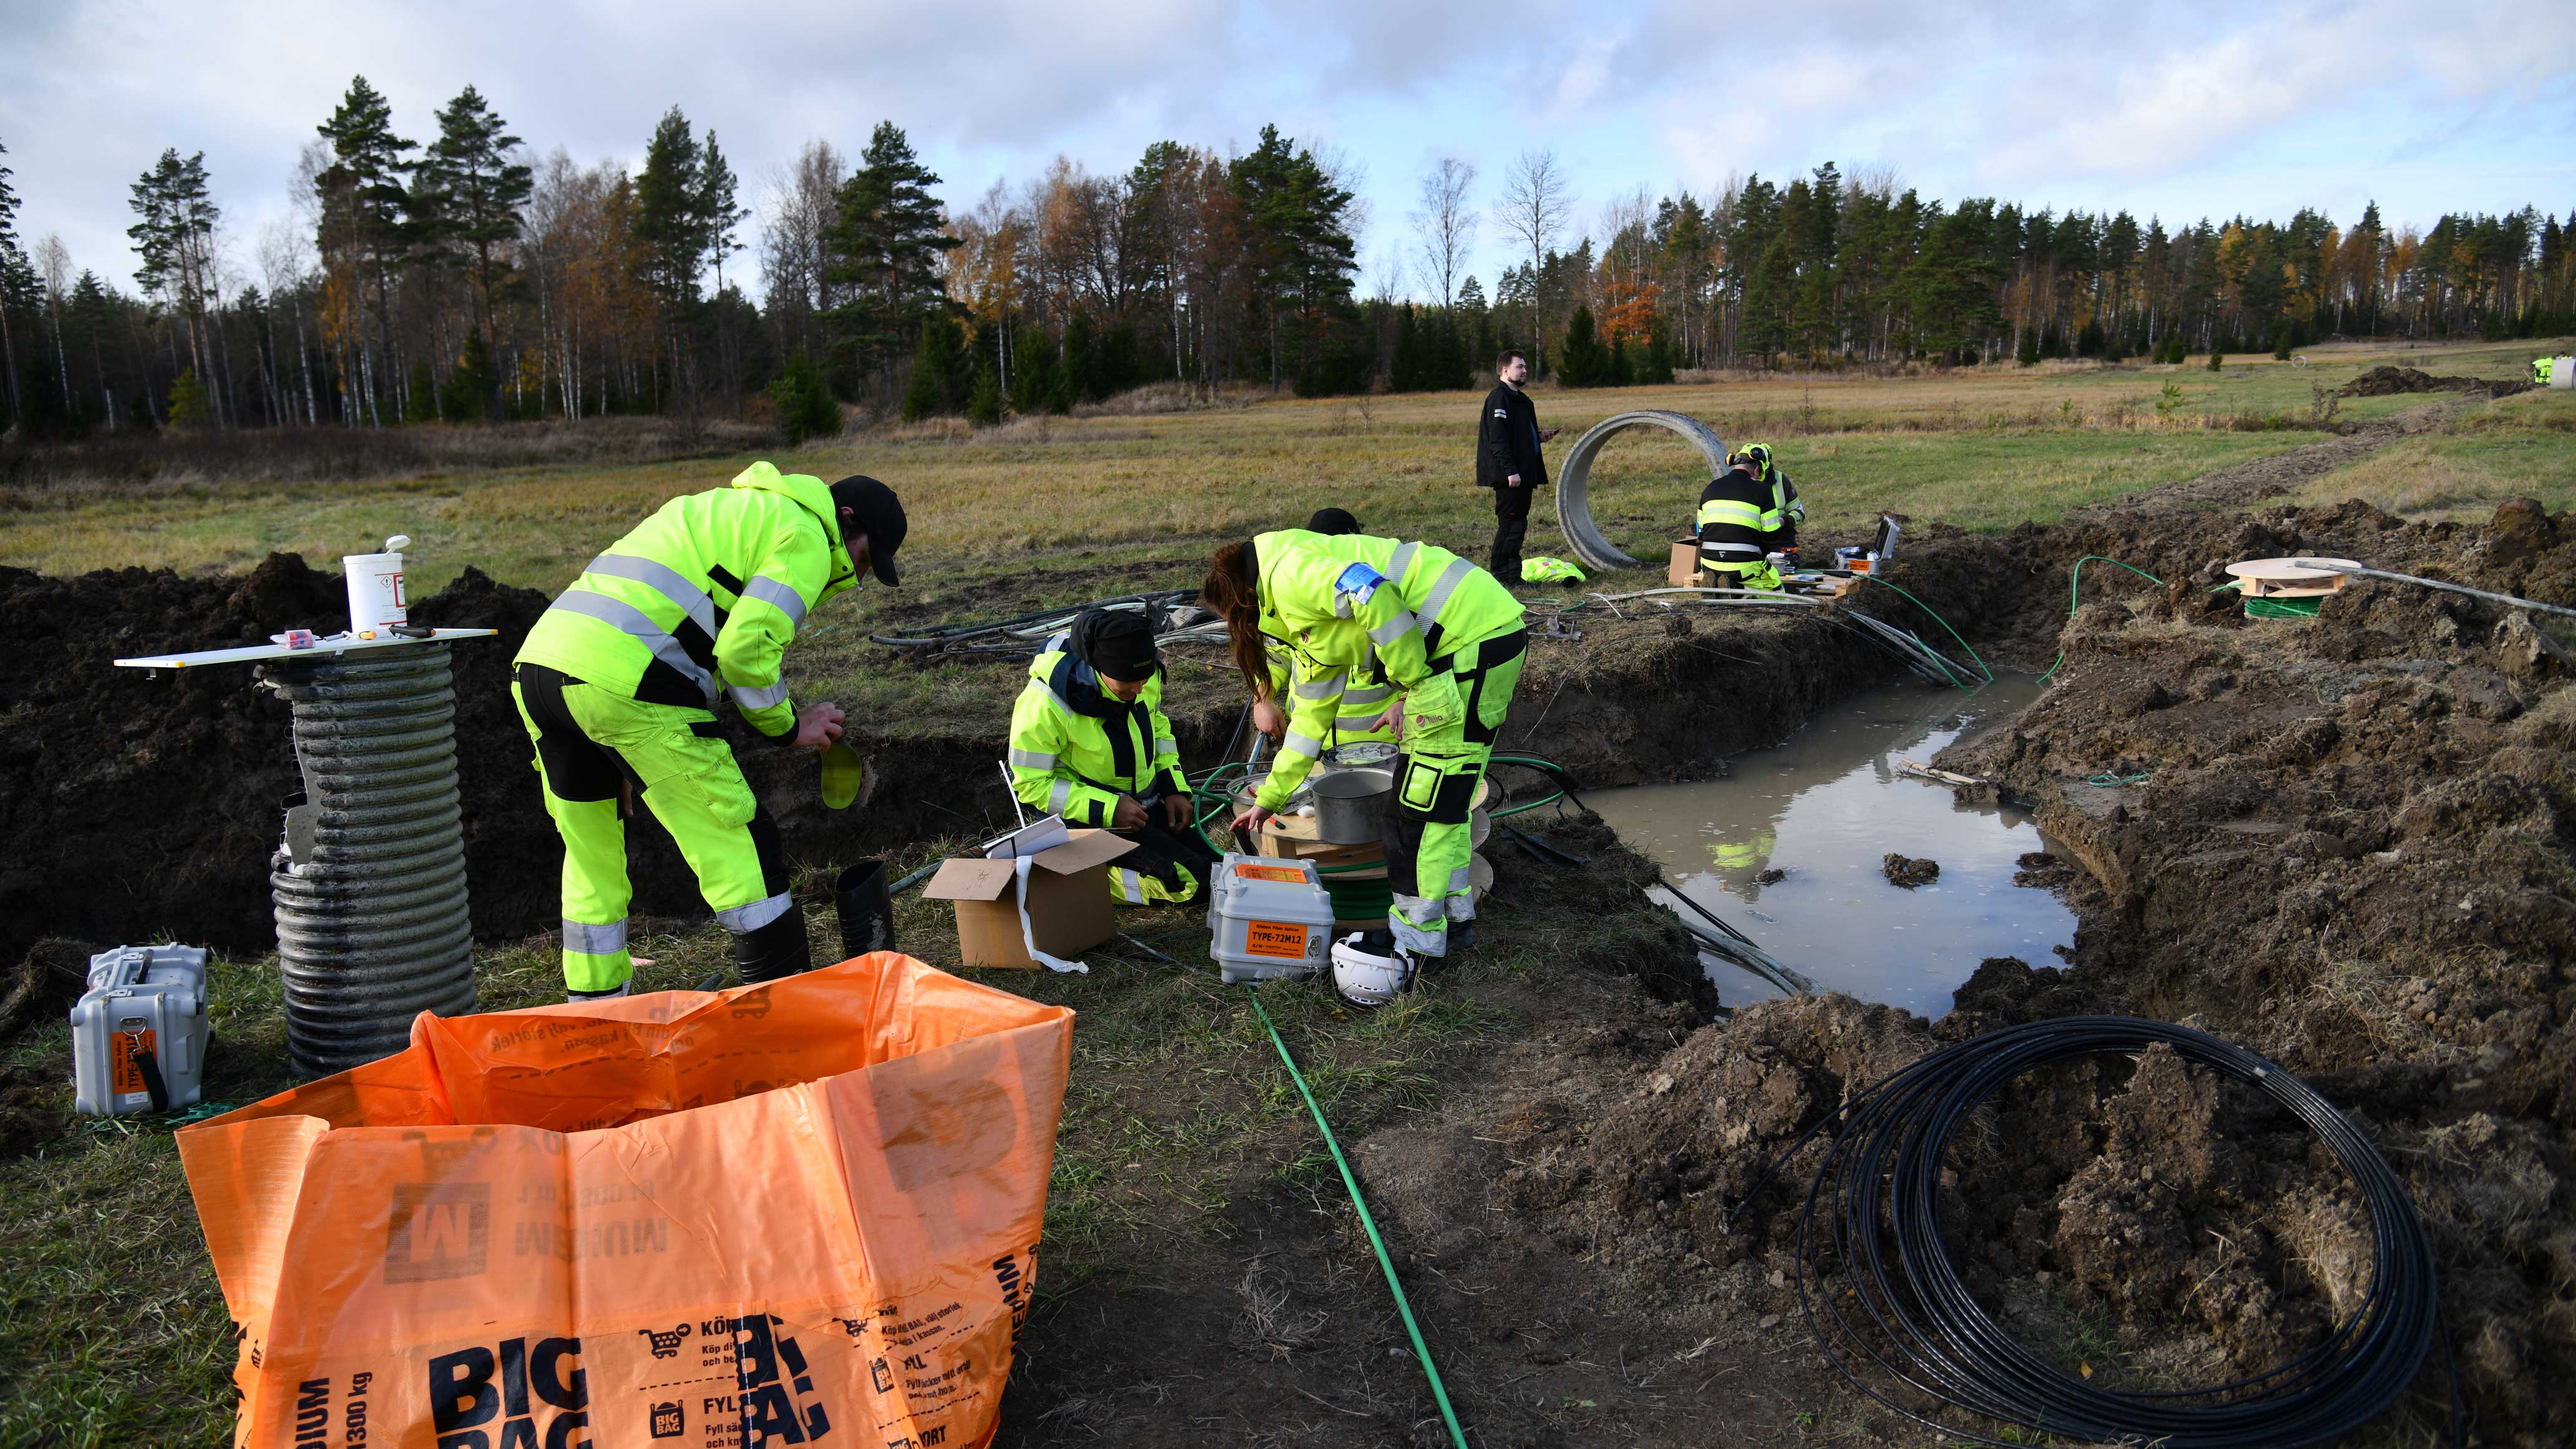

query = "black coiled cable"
[1735, 1016, 2452, 1448]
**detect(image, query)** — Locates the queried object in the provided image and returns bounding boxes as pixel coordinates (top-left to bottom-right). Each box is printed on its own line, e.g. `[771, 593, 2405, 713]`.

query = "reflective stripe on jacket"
[1266, 641, 1397, 745]
[515, 462, 857, 739]
[1251, 529, 1525, 808]
[1008, 636, 1188, 828]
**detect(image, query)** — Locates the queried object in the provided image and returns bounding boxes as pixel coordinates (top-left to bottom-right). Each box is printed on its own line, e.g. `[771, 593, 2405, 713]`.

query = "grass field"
[3, 335, 2569, 1445]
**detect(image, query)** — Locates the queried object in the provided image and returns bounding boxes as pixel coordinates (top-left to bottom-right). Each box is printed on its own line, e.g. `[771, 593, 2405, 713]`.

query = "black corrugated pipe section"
[259, 643, 476, 1076]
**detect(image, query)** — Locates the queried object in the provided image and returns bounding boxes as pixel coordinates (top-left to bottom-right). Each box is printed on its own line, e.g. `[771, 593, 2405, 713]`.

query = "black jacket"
[1477, 384, 1548, 489]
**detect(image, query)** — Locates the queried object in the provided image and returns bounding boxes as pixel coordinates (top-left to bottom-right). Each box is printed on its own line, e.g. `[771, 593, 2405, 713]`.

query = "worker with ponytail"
[1199, 528, 1527, 962]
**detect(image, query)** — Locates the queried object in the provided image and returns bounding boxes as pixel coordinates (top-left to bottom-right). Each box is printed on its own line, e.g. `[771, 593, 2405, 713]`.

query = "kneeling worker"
[513, 462, 907, 999]
[1009, 608, 1217, 904]
[1698, 451, 1784, 592]
[1253, 508, 1398, 755]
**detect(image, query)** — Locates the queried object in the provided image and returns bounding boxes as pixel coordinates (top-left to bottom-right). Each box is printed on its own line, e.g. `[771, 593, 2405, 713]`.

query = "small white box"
[1206, 855, 1338, 984]
[71, 945, 212, 1116]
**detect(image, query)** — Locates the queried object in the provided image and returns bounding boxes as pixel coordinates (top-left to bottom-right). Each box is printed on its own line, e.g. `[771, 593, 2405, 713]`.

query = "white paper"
[1013, 854, 1089, 973]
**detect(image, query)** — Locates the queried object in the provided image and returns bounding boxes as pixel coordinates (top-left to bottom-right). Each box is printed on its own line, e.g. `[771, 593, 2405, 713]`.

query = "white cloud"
[1, 0, 2567, 298]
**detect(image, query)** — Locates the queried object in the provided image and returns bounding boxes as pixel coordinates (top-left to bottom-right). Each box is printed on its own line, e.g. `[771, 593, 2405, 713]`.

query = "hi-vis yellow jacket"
[515, 462, 858, 739]
[1251, 529, 1524, 809]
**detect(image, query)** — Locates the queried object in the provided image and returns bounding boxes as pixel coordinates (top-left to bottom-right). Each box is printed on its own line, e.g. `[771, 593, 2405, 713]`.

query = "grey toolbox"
[71, 944, 212, 1116]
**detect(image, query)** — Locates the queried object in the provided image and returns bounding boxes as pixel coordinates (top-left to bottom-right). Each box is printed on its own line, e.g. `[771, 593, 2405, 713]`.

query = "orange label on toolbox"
[112, 1029, 157, 1096]
[1242, 921, 1310, 959]
[1232, 864, 1307, 883]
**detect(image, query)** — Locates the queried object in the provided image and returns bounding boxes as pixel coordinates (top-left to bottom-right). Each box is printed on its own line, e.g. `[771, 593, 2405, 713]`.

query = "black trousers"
[1488, 482, 1534, 582]
[1121, 806, 1223, 898]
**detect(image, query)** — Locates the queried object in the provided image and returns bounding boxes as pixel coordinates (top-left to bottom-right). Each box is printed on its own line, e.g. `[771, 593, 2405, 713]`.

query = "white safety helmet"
[1330, 932, 1418, 1008]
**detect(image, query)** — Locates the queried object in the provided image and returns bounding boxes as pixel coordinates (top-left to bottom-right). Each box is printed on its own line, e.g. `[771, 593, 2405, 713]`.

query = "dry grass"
[2292, 388, 2576, 522]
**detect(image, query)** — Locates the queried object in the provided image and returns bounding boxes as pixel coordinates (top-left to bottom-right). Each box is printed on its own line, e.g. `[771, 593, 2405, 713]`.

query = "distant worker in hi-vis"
[1697, 451, 1787, 592]
[511, 462, 907, 999]
[1200, 526, 1528, 964]
[1739, 441, 1805, 564]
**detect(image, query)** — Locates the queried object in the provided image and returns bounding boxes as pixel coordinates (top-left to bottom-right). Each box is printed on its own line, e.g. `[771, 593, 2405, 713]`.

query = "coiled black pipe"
[260, 644, 477, 1076]
[1739, 1016, 2449, 1448]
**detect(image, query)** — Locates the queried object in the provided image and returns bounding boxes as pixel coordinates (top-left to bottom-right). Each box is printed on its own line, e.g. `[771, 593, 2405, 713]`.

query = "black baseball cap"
[829, 476, 907, 585]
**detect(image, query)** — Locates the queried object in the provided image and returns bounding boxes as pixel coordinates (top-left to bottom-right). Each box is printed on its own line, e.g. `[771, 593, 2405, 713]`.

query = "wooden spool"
[2225, 557, 2361, 600]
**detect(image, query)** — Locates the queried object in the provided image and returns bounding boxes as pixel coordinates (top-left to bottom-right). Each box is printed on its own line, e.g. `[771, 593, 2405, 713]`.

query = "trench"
[1586, 674, 2077, 1015]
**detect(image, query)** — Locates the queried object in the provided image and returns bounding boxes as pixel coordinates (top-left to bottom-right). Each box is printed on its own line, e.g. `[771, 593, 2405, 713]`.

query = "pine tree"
[316, 78, 417, 421]
[416, 85, 531, 349]
[636, 107, 708, 313]
[824, 122, 960, 378]
[127, 149, 222, 392]
[696, 132, 749, 294]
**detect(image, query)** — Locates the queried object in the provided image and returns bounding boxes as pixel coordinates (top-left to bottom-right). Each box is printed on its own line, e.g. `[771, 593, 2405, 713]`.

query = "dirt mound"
[2340, 364, 2530, 399]
[1933, 495, 2576, 1440]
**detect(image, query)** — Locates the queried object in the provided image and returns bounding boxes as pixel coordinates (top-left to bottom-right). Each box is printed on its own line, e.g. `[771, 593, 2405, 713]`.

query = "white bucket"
[343, 534, 411, 634]
[2553, 357, 2575, 391]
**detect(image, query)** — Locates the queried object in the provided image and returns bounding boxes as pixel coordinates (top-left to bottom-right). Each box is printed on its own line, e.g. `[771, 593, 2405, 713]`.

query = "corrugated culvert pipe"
[258, 642, 476, 1076]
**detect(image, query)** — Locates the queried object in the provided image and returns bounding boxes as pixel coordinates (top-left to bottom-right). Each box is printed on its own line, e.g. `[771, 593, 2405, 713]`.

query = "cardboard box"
[1668, 541, 1700, 587]
[922, 826, 1138, 968]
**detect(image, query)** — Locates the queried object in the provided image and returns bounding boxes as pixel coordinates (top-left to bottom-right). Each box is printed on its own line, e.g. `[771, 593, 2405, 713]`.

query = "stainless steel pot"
[1311, 767, 1394, 844]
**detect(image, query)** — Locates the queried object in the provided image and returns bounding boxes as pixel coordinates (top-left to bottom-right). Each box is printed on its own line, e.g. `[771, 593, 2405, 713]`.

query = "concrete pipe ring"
[1552, 410, 1730, 572]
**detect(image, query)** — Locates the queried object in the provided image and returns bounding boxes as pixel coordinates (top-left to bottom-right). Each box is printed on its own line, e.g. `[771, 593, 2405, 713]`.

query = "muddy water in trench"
[1586, 675, 2074, 1016]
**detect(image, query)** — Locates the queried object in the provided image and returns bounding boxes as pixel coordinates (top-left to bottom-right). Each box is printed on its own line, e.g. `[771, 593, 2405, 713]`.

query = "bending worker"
[1698, 451, 1786, 592]
[512, 461, 906, 999]
[1252, 508, 1398, 756]
[1202, 527, 1527, 962]
[1009, 608, 1218, 904]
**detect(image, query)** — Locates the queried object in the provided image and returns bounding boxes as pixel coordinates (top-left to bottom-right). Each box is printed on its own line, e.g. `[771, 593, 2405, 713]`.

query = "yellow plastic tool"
[820, 741, 865, 809]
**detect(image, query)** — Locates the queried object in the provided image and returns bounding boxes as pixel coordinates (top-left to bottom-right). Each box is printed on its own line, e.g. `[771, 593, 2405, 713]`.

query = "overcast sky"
[4, 0, 2570, 301]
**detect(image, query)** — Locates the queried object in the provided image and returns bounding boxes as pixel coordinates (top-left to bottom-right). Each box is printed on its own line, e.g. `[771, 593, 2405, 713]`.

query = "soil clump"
[1881, 852, 1941, 887]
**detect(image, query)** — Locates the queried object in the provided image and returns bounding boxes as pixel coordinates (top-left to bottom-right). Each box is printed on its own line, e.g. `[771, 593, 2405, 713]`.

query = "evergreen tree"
[127, 149, 222, 396]
[1557, 305, 1606, 386]
[315, 76, 416, 421]
[636, 107, 710, 313]
[823, 122, 960, 378]
[1232, 125, 1359, 390]
[167, 368, 212, 427]
[766, 350, 841, 443]
[416, 85, 531, 349]
[900, 313, 966, 420]
[437, 331, 496, 421]
[696, 132, 749, 293]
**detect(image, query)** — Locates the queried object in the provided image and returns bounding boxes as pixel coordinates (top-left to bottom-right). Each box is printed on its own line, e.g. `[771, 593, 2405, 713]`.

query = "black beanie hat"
[1306, 507, 1361, 536]
[1067, 608, 1159, 681]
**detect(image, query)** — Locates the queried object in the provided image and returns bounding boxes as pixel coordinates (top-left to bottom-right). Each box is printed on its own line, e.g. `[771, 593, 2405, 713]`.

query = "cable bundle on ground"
[1753, 1015, 2446, 1448]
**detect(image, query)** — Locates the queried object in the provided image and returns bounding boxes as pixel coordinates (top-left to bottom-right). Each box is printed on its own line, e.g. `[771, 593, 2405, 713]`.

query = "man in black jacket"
[1476, 348, 1559, 587]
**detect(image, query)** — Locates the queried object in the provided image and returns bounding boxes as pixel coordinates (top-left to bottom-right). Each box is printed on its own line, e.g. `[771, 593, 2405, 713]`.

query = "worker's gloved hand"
[1251, 697, 1286, 739]
[1161, 794, 1191, 830]
[1401, 673, 1463, 738]
[791, 701, 846, 751]
[1113, 795, 1150, 831]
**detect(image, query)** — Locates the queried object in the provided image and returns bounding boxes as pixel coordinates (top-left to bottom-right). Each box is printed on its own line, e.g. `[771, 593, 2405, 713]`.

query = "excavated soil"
[1338, 494, 2575, 1447]
[2341, 364, 2533, 399]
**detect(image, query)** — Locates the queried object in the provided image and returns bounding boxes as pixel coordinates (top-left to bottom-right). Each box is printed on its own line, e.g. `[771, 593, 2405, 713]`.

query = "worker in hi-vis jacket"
[511, 462, 907, 998]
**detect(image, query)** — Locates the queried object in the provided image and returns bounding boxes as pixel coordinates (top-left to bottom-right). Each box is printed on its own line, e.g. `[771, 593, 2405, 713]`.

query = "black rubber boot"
[835, 859, 897, 960]
[734, 907, 812, 985]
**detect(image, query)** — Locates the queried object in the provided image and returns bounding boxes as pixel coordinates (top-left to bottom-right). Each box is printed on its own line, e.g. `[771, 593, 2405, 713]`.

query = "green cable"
[1244, 988, 1472, 1449]
[2087, 771, 2154, 787]
[2037, 555, 2167, 685]
[1851, 574, 1994, 688]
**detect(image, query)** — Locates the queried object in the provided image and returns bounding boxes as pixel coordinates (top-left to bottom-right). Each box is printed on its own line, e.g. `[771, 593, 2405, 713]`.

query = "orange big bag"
[177, 954, 1073, 1449]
